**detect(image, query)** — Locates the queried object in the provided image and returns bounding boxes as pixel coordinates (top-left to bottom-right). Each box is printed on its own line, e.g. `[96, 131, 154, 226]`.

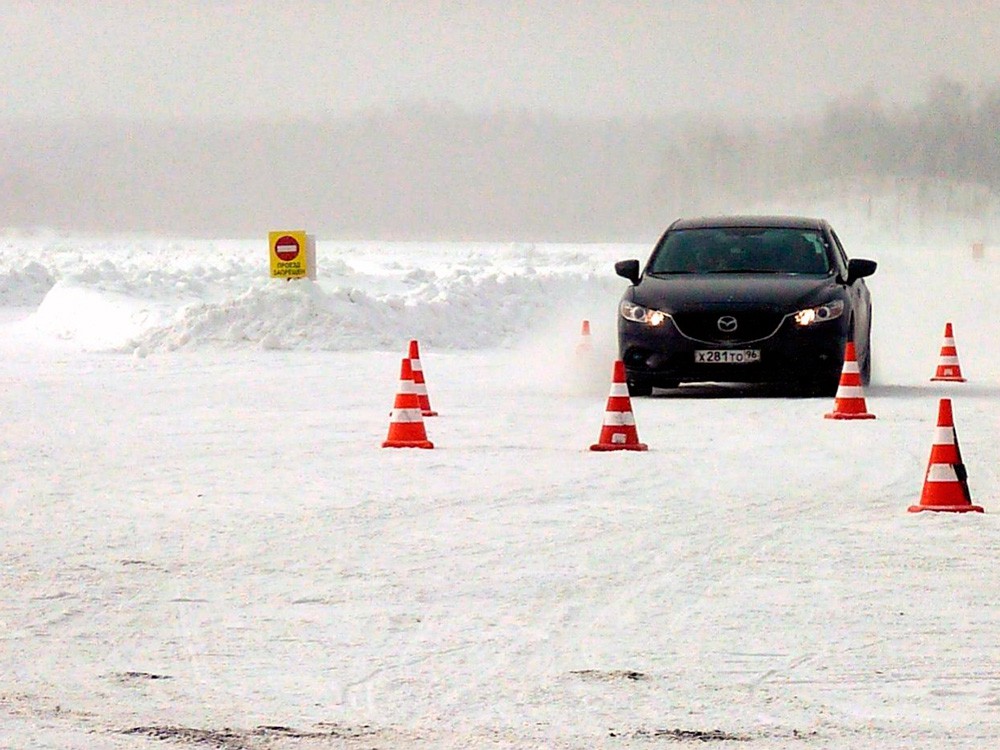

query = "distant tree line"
[674, 79, 1000, 215]
[1, 79, 998, 240]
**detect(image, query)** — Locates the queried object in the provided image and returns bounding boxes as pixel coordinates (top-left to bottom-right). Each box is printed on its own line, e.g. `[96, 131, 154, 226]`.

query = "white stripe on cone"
[933, 426, 956, 445]
[390, 408, 424, 422]
[841, 361, 860, 374]
[609, 383, 629, 397]
[603, 411, 637, 426]
[834, 385, 866, 399]
[926, 463, 960, 483]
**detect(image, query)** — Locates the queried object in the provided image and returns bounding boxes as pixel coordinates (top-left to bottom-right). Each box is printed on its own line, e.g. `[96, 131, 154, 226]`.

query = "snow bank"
[0, 236, 632, 354]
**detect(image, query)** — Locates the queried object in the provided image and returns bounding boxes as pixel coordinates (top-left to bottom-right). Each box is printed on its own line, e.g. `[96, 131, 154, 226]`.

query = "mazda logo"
[717, 316, 738, 332]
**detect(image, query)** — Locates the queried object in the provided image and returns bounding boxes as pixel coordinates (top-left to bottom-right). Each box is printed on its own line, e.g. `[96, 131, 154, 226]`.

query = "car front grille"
[671, 310, 785, 344]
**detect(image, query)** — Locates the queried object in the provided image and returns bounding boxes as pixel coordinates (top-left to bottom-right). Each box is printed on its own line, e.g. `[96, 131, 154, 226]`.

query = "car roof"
[668, 215, 829, 231]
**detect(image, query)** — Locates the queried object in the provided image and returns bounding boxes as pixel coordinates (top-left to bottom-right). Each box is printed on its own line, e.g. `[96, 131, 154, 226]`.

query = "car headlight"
[794, 299, 845, 326]
[620, 300, 670, 326]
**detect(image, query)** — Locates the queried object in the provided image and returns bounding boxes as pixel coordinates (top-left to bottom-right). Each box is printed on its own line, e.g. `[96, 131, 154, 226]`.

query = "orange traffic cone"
[407, 339, 438, 416]
[930, 322, 967, 382]
[908, 398, 983, 513]
[824, 341, 875, 420]
[382, 358, 434, 449]
[576, 320, 592, 354]
[590, 360, 648, 451]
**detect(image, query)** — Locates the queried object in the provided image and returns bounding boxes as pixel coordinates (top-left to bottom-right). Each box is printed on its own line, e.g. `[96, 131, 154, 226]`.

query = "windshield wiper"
[708, 269, 784, 274]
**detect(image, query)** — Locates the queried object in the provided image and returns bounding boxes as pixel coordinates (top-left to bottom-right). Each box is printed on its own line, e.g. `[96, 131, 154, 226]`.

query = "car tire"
[859, 323, 873, 385]
[627, 380, 653, 397]
[859, 345, 872, 386]
[800, 375, 840, 397]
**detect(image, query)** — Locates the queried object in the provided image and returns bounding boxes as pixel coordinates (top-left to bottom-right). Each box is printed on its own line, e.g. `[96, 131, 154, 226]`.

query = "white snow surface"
[2, 227, 1000, 749]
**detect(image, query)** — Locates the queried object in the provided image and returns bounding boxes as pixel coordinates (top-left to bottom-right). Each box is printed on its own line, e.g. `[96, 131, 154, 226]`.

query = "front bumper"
[618, 315, 848, 388]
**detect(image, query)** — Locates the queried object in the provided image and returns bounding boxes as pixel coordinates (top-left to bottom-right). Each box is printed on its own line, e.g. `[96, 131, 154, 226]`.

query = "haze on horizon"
[3, 2, 1000, 239]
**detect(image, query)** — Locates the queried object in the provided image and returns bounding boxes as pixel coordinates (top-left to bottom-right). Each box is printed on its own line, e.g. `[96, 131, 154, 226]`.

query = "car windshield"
[647, 227, 832, 275]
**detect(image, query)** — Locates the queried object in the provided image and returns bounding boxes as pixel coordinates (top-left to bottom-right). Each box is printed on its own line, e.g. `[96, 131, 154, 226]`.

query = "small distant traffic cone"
[908, 398, 983, 513]
[382, 358, 434, 449]
[930, 322, 967, 382]
[824, 341, 875, 420]
[407, 339, 438, 416]
[590, 360, 648, 451]
[576, 320, 592, 354]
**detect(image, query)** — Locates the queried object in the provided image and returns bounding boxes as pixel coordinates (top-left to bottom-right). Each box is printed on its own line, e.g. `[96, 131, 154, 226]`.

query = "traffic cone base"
[908, 398, 982, 513]
[824, 341, 875, 419]
[825, 409, 876, 421]
[591, 441, 647, 452]
[383, 358, 434, 449]
[590, 360, 648, 451]
[930, 322, 967, 382]
[383, 437, 434, 449]
[908, 503, 983, 513]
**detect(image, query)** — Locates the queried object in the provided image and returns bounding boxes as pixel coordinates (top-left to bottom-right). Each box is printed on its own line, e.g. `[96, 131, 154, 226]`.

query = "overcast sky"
[4, 1, 1000, 122]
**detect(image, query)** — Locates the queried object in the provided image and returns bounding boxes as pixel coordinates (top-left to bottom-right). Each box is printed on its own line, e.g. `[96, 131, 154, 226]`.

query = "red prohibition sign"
[275, 235, 300, 261]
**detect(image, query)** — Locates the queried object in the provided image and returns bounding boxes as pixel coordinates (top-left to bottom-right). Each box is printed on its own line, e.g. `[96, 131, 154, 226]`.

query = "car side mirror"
[615, 259, 641, 285]
[846, 258, 877, 284]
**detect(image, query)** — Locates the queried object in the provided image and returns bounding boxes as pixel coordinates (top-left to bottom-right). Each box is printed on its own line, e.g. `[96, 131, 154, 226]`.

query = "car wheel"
[627, 380, 653, 397]
[858, 320, 873, 385]
[801, 375, 840, 397]
[859, 344, 872, 386]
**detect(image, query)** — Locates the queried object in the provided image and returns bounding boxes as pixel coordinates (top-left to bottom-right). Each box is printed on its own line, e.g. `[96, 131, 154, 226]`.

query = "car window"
[828, 230, 851, 278]
[648, 228, 831, 275]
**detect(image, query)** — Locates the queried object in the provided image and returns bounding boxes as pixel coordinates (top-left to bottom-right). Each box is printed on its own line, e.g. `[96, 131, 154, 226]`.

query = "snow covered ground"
[2, 225, 1000, 748]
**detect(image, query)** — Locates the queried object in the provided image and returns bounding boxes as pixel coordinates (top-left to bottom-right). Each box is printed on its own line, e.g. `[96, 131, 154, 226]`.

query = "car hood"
[629, 273, 841, 312]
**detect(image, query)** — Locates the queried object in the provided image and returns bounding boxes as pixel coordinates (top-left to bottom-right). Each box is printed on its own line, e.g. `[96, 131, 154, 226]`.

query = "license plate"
[695, 349, 761, 364]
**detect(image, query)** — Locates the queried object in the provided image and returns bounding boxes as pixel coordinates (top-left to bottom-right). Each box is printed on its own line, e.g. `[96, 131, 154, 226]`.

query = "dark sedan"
[615, 216, 876, 396]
